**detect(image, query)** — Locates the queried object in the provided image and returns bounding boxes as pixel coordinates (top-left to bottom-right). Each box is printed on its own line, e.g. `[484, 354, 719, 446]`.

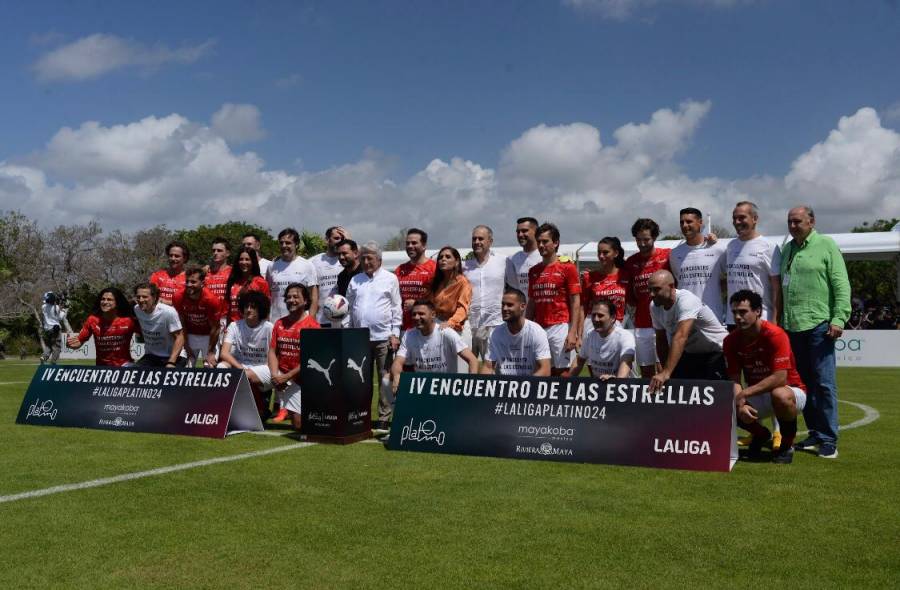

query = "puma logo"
[347, 356, 366, 382]
[306, 358, 336, 386]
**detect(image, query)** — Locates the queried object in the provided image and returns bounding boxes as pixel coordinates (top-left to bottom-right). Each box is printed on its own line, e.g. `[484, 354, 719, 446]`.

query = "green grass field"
[1, 360, 897, 589]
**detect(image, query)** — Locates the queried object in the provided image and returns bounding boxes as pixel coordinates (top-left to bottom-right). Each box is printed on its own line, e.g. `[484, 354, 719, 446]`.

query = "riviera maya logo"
[307, 358, 336, 386]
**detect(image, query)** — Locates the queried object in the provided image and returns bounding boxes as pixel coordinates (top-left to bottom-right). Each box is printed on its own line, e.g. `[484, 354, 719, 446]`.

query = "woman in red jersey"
[267, 283, 320, 430]
[580, 237, 627, 331]
[66, 287, 140, 366]
[225, 247, 271, 323]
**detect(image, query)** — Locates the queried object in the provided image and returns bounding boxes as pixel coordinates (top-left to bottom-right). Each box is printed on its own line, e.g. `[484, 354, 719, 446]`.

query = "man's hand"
[389, 335, 400, 351]
[738, 403, 758, 423]
[827, 324, 843, 339]
[66, 335, 81, 349]
[704, 233, 718, 245]
[205, 352, 218, 368]
[649, 369, 671, 393]
[598, 374, 615, 381]
[272, 373, 291, 390]
[564, 331, 578, 352]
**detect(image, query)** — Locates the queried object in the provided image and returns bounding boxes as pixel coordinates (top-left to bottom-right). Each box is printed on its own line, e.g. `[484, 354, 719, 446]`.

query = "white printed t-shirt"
[309, 252, 343, 324]
[580, 325, 636, 376]
[398, 327, 467, 373]
[224, 320, 273, 366]
[669, 241, 727, 322]
[650, 289, 728, 354]
[267, 256, 318, 321]
[504, 250, 541, 301]
[725, 236, 781, 321]
[134, 302, 183, 357]
[485, 319, 551, 376]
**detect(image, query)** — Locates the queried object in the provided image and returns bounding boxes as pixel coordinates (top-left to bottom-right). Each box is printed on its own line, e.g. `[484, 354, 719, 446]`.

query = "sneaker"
[270, 408, 290, 423]
[737, 435, 753, 447]
[371, 420, 391, 434]
[818, 443, 838, 459]
[772, 446, 794, 464]
[746, 429, 771, 461]
[772, 431, 782, 451]
[794, 437, 819, 451]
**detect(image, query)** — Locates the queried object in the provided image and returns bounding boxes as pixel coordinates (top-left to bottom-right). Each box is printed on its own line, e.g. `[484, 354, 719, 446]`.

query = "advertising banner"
[16, 365, 263, 438]
[835, 330, 900, 367]
[59, 333, 145, 362]
[387, 374, 738, 472]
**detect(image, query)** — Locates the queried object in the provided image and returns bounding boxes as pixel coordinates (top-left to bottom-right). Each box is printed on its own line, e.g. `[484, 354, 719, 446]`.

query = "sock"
[779, 418, 797, 450]
[741, 420, 770, 439]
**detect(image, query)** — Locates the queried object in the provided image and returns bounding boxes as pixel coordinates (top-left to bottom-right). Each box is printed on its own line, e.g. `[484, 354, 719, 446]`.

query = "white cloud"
[563, 0, 754, 20]
[32, 33, 215, 82]
[211, 103, 267, 144]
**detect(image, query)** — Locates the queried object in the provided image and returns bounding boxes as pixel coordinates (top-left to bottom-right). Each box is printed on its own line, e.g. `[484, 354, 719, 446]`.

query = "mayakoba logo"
[517, 424, 575, 440]
[835, 338, 863, 352]
[25, 398, 58, 421]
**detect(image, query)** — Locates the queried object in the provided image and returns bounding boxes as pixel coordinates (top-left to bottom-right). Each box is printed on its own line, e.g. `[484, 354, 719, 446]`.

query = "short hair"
[325, 226, 342, 239]
[679, 207, 703, 220]
[238, 290, 271, 320]
[360, 241, 382, 259]
[472, 225, 493, 239]
[242, 232, 261, 243]
[277, 227, 301, 245]
[284, 282, 310, 309]
[631, 218, 660, 239]
[729, 289, 763, 312]
[797, 205, 815, 220]
[516, 216, 539, 228]
[133, 282, 159, 300]
[336, 238, 358, 252]
[537, 222, 560, 243]
[503, 287, 527, 303]
[211, 236, 231, 251]
[184, 265, 207, 281]
[734, 201, 759, 219]
[406, 228, 428, 245]
[592, 299, 617, 319]
[411, 299, 435, 310]
[165, 240, 190, 261]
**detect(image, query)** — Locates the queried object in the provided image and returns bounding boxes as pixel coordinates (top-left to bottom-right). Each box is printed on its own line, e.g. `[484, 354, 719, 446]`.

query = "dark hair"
[516, 217, 539, 227]
[242, 232, 261, 242]
[336, 238, 358, 252]
[284, 282, 310, 309]
[133, 282, 159, 300]
[591, 299, 617, 319]
[537, 222, 560, 243]
[325, 226, 342, 239]
[212, 236, 231, 251]
[729, 289, 763, 312]
[277, 227, 301, 245]
[94, 287, 133, 317]
[407, 228, 428, 245]
[226, 247, 262, 313]
[239, 290, 271, 321]
[503, 287, 527, 303]
[185, 265, 207, 281]
[165, 240, 190, 261]
[598, 237, 625, 268]
[631, 218, 660, 239]
[411, 299, 435, 310]
[431, 246, 463, 293]
[679, 207, 703, 220]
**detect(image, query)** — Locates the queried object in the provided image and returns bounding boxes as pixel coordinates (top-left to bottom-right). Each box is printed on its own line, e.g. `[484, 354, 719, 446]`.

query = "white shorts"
[634, 327, 658, 368]
[545, 323, 574, 369]
[282, 380, 302, 414]
[186, 334, 218, 367]
[214, 362, 272, 390]
[747, 387, 807, 419]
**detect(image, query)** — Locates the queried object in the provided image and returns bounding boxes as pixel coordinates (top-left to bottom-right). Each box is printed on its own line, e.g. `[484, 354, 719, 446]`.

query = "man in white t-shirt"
[267, 227, 319, 322]
[218, 290, 274, 419]
[482, 288, 551, 377]
[242, 232, 272, 279]
[726, 201, 782, 326]
[390, 300, 478, 390]
[463, 225, 506, 359]
[40, 292, 68, 364]
[504, 216, 541, 301]
[648, 271, 728, 392]
[310, 225, 351, 326]
[569, 300, 635, 379]
[133, 282, 186, 367]
[669, 207, 727, 323]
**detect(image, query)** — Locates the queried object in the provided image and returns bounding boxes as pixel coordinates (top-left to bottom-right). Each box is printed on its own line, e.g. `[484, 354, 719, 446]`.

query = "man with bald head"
[648, 270, 729, 392]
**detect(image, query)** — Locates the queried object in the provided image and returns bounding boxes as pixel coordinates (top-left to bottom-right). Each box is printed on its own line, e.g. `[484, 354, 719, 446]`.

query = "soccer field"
[1, 361, 897, 589]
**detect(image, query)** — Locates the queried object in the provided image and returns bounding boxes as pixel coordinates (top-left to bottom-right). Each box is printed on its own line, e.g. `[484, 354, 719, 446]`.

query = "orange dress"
[432, 274, 472, 332]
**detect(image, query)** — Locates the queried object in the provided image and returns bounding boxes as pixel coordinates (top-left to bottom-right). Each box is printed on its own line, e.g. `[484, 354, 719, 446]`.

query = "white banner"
[835, 330, 900, 367]
[60, 333, 145, 362]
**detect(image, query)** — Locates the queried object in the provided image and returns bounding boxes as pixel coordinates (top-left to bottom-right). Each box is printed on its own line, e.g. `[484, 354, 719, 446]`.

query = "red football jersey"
[395, 259, 437, 330]
[621, 248, 670, 328]
[173, 288, 223, 335]
[149, 269, 186, 305]
[528, 259, 581, 327]
[77, 315, 140, 367]
[580, 269, 627, 322]
[204, 264, 231, 303]
[271, 314, 320, 373]
[227, 276, 271, 322]
[724, 321, 806, 391]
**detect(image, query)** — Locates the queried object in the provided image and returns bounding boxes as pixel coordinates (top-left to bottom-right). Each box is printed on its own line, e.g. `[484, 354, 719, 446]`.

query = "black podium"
[299, 327, 372, 443]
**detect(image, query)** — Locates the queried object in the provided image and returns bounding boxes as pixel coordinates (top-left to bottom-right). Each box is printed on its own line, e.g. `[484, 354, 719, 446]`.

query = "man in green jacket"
[781, 206, 851, 459]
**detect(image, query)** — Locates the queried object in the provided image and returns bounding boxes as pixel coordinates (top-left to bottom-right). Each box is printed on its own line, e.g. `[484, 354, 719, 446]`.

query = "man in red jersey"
[724, 289, 806, 464]
[526, 222, 581, 376]
[173, 266, 224, 368]
[267, 283, 320, 429]
[395, 228, 436, 332]
[204, 237, 232, 307]
[67, 287, 140, 366]
[621, 218, 670, 378]
[150, 240, 190, 305]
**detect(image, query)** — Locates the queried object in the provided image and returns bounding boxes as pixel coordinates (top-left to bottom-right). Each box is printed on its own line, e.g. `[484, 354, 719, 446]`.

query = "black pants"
[136, 354, 187, 367]
[672, 351, 727, 380]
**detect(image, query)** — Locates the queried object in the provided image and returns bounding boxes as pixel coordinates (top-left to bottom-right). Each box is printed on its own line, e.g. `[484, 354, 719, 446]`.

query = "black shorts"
[136, 354, 187, 367]
[672, 351, 727, 381]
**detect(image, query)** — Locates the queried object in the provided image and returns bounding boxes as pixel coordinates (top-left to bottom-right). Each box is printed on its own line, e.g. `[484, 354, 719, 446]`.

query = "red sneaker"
[270, 408, 290, 423]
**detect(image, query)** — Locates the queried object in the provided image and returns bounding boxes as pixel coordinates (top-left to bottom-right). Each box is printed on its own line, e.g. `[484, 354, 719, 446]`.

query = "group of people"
[62, 202, 852, 464]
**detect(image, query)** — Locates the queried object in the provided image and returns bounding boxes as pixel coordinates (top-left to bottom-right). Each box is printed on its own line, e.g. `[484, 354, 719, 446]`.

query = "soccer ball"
[323, 294, 350, 320]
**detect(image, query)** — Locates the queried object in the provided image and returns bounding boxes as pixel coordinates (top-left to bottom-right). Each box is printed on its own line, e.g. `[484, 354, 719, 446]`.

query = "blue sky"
[1, 0, 899, 244]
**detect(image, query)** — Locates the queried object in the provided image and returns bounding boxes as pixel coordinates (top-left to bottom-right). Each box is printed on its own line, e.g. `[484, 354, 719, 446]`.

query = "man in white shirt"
[390, 300, 478, 390]
[569, 300, 635, 379]
[218, 290, 274, 419]
[726, 201, 782, 326]
[482, 288, 551, 377]
[648, 270, 728, 392]
[346, 241, 402, 429]
[267, 227, 319, 322]
[669, 207, 727, 323]
[242, 232, 272, 278]
[505, 216, 542, 301]
[463, 225, 506, 359]
[133, 282, 186, 367]
[310, 225, 351, 326]
[40, 292, 67, 364]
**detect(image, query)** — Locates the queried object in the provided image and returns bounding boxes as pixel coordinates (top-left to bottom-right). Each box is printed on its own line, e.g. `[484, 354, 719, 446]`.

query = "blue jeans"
[788, 322, 838, 445]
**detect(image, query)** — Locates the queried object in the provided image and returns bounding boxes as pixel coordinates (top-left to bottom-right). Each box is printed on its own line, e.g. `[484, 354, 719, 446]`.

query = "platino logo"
[26, 398, 58, 421]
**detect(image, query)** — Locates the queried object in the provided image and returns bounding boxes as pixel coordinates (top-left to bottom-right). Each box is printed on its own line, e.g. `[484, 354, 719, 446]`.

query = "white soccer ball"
[323, 294, 350, 320]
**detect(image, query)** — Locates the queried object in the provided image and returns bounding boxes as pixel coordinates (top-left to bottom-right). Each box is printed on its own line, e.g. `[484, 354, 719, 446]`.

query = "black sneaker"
[794, 437, 819, 451]
[746, 429, 772, 461]
[371, 420, 391, 434]
[818, 443, 838, 459]
[772, 446, 794, 464]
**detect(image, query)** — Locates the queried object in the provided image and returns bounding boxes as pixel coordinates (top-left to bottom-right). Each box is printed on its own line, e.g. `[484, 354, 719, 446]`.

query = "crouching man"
[724, 290, 807, 464]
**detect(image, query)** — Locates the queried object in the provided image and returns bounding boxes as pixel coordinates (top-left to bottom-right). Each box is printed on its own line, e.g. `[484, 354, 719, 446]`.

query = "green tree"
[174, 221, 277, 266]
[847, 218, 899, 305]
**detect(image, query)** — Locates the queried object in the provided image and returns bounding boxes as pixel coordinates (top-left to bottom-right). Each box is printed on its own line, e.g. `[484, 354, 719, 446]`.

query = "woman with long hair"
[66, 287, 140, 366]
[431, 246, 472, 370]
[225, 246, 270, 323]
[581, 237, 627, 327]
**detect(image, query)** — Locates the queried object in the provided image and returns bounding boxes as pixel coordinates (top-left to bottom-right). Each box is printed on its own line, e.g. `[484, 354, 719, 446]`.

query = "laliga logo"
[835, 338, 863, 352]
[26, 398, 58, 421]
